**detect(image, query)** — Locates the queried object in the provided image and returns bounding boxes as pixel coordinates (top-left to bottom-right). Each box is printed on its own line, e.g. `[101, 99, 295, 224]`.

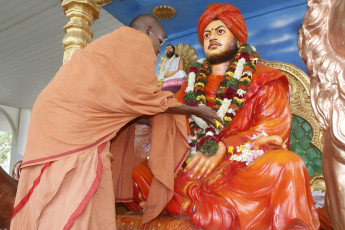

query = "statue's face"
[165, 45, 174, 54]
[203, 20, 236, 59]
[165, 45, 175, 58]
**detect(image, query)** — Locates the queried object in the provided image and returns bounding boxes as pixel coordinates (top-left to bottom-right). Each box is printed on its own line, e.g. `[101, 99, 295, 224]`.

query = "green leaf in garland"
[190, 61, 202, 68]
[184, 92, 197, 103]
[240, 79, 250, 85]
[199, 140, 219, 157]
[233, 100, 243, 108]
[227, 78, 239, 89]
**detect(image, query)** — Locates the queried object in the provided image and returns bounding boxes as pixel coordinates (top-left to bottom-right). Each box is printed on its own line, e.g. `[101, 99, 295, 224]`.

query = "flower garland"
[228, 132, 268, 165]
[184, 44, 259, 162]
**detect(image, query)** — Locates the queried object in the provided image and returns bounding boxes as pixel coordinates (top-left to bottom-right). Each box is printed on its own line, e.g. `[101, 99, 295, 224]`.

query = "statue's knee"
[267, 150, 304, 166]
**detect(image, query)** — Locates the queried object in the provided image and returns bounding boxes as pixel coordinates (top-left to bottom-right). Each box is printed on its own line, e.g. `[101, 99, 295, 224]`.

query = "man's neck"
[210, 60, 231, 76]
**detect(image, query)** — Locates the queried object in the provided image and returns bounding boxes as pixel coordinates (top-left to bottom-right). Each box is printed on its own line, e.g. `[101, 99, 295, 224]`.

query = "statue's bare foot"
[138, 192, 147, 209]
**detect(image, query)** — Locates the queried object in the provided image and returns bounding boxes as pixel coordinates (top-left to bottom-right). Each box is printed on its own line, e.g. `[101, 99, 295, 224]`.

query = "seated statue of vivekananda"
[131, 4, 320, 229]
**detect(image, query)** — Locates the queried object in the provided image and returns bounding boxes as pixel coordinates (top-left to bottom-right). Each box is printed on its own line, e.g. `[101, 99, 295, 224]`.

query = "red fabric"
[11, 162, 51, 219]
[132, 63, 320, 229]
[218, 63, 291, 149]
[198, 4, 248, 45]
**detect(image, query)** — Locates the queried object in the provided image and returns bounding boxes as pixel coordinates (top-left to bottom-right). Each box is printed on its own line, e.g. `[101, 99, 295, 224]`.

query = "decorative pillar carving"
[61, 0, 113, 64]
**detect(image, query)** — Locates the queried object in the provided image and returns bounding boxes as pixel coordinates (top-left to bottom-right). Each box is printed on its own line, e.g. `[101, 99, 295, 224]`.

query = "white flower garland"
[233, 58, 246, 80]
[229, 132, 268, 165]
[184, 45, 259, 161]
[191, 115, 208, 129]
[236, 89, 246, 97]
[188, 56, 247, 128]
[217, 98, 232, 119]
[185, 72, 196, 93]
[197, 58, 206, 64]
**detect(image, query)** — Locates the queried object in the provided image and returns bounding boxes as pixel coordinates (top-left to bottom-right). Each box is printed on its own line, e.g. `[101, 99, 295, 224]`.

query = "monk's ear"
[145, 26, 152, 35]
[237, 40, 241, 49]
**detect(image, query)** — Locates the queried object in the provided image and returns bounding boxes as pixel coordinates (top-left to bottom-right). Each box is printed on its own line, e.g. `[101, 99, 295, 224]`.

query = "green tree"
[0, 131, 12, 164]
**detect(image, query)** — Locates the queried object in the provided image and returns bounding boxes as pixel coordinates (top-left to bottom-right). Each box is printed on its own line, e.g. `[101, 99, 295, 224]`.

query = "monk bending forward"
[10, 15, 223, 229]
[131, 4, 320, 230]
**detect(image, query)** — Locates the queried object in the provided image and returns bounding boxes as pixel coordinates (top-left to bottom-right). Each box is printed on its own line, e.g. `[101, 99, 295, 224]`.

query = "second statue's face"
[203, 20, 236, 59]
[165, 45, 174, 54]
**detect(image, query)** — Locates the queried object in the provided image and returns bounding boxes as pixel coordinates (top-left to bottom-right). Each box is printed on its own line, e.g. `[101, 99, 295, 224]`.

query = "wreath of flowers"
[228, 132, 268, 165]
[184, 44, 259, 162]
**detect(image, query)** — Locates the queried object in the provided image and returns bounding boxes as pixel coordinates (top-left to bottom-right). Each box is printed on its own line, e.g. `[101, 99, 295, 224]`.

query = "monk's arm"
[166, 104, 224, 128]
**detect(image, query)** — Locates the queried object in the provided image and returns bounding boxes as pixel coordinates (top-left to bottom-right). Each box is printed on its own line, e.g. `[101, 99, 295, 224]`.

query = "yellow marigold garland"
[184, 44, 259, 161]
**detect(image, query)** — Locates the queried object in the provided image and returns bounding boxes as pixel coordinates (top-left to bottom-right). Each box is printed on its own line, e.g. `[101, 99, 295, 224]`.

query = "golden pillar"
[61, 0, 113, 64]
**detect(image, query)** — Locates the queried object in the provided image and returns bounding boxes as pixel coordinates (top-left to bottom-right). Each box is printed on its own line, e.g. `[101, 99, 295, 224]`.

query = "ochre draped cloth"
[11, 26, 188, 229]
[132, 63, 320, 229]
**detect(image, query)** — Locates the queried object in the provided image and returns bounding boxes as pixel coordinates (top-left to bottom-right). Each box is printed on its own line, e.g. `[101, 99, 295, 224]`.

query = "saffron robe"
[10, 26, 189, 229]
[132, 63, 320, 229]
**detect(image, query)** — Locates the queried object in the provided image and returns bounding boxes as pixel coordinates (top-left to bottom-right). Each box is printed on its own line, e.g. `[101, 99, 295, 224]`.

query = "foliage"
[0, 131, 12, 164]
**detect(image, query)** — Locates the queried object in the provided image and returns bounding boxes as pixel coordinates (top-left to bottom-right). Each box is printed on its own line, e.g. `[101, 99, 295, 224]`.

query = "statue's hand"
[253, 135, 287, 150]
[184, 141, 226, 179]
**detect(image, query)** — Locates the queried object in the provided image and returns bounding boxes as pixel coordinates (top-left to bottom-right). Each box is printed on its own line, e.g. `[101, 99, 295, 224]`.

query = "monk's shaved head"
[129, 14, 162, 31]
[129, 14, 165, 55]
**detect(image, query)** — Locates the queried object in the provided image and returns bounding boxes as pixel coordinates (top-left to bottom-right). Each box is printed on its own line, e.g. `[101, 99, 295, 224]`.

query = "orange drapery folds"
[132, 63, 320, 229]
[197, 3, 248, 45]
[13, 27, 189, 225]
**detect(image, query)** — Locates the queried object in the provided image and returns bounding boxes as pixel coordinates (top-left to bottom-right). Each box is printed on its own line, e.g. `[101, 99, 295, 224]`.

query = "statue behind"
[158, 44, 197, 93]
[298, 0, 345, 229]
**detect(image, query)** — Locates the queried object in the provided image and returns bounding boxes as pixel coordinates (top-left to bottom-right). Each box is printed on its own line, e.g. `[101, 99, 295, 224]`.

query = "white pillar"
[9, 109, 31, 172]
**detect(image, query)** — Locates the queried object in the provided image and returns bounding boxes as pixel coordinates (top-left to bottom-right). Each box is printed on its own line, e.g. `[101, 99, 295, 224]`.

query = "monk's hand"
[166, 105, 223, 128]
[192, 106, 224, 129]
[184, 141, 226, 179]
[253, 135, 287, 150]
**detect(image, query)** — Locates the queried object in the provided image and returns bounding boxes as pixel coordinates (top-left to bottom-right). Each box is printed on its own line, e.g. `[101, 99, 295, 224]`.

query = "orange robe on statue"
[132, 63, 320, 229]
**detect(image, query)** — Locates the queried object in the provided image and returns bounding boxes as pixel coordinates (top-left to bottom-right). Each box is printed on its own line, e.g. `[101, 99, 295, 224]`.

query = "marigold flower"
[224, 116, 232, 122]
[228, 146, 234, 154]
[238, 84, 247, 90]
[213, 104, 221, 109]
[195, 82, 205, 87]
[230, 104, 238, 109]
[196, 76, 205, 81]
[198, 72, 206, 78]
[240, 77, 251, 82]
[215, 98, 223, 104]
[226, 71, 234, 76]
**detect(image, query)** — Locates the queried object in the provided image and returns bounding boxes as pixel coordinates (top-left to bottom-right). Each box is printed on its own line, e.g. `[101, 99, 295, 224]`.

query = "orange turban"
[197, 4, 248, 45]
